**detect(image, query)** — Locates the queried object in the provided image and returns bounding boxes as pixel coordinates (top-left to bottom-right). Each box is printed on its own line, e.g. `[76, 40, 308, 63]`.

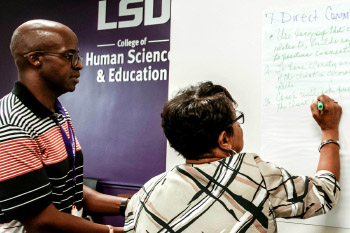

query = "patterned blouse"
[124, 153, 340, 233]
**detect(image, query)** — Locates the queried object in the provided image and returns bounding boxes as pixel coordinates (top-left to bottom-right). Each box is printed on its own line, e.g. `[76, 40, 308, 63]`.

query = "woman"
[124, 81, 341, 233]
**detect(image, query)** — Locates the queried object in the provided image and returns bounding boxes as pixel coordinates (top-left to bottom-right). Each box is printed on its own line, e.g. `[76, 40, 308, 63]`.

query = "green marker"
[318, 101, 323, 110]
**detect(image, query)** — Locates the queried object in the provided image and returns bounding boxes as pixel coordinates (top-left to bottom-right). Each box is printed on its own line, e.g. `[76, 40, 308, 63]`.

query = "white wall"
[167, 0, 350, 232]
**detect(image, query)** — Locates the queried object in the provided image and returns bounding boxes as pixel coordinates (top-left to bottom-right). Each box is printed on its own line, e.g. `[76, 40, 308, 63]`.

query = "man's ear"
[26, 53, 42, 67]
[218, 130, 231, 151]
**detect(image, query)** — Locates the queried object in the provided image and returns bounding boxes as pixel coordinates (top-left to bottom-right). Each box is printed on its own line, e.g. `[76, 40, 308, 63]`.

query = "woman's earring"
[228, 149, 237, 156]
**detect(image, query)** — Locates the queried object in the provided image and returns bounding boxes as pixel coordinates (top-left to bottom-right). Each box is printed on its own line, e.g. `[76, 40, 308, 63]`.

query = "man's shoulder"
[0, 91, 16, 105]
[0, 92, 19, 125]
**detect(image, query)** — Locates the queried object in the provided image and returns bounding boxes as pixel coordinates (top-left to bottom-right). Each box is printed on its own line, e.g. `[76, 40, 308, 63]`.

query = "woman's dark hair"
[161, 81, 237, 160]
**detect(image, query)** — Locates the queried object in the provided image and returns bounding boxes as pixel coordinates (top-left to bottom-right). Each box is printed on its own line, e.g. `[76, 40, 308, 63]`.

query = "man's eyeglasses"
[233, 110, 244, 124]
[23, 51, 83, 68]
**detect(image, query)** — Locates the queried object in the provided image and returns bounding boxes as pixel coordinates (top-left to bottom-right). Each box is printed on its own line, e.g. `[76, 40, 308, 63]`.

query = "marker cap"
[317, 101, 324, 110]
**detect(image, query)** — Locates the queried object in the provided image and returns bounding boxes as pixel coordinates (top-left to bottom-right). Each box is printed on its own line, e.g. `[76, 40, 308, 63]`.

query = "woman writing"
[124, 81, 341, 232]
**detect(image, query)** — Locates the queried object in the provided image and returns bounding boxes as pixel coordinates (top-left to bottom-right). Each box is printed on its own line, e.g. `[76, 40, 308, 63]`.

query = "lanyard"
[53, 101, 77, 182]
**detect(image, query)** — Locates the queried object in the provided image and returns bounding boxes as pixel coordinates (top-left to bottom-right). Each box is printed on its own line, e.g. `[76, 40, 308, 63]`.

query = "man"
[0, 19, 126, 233]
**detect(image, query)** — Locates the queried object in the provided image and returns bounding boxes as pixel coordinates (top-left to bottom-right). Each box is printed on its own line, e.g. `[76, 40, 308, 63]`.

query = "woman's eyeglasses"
[233, 110, 244, 124]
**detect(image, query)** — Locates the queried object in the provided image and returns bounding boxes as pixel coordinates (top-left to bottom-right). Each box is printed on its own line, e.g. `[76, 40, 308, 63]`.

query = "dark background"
[0, 0, 171, 225]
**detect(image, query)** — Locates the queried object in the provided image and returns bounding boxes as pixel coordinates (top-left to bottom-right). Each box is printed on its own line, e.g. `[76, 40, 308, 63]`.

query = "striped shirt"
[0, 82, 84, 233]
[124, 153, 340, 233]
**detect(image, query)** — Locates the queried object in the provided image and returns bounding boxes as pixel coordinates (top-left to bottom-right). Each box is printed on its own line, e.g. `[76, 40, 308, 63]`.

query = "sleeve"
[124, 187, 143, 233]
[0, 124, 52, 222]
[255, 155, 340, 219]
[123, 174, 164, 232]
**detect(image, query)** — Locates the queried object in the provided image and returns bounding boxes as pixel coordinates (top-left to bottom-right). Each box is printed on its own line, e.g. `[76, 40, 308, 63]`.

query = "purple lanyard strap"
[55, 101, 77, 182]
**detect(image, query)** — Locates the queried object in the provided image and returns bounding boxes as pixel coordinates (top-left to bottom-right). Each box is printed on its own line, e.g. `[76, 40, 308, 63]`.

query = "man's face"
[38, 28, 83, 97]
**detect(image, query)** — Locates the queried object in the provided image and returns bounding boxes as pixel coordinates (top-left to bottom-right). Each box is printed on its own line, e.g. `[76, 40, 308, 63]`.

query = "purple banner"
[0, 0, 171, 186]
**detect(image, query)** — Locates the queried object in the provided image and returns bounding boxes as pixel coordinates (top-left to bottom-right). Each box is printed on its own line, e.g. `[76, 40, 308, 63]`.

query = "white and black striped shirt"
[0, 82, 84, 233]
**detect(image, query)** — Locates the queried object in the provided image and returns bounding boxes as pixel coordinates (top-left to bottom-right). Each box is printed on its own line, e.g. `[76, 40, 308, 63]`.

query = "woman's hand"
[311, 94, 342, 132]
[311, 94, 342, 180]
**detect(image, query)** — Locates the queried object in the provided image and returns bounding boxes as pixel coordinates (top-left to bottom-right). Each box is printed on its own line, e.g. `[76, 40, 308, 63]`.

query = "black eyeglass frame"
[23, 51, 83, 68]
[232, 110, 244, 124]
